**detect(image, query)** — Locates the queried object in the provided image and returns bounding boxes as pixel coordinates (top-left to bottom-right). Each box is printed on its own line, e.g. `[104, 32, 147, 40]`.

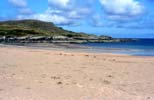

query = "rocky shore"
[0, 35, 134, 44]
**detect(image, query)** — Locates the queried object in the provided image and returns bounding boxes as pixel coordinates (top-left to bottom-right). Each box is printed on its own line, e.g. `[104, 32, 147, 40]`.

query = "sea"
[0, 38, 154, 56]
[80, 39, 154, 56]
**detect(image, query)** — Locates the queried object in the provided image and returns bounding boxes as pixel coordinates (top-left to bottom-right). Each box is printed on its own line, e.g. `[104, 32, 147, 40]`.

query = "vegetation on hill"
[0, 20, 134, 43]
[0, 19, 94, 37]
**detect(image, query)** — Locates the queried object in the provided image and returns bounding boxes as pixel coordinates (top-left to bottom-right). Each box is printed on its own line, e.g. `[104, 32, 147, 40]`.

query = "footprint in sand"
[57, 81, 62, 85]
[59, 53, 63, 55]
[85, 55, 90, 57]
[107, 75, 113, 78]
[103, 80, 111, 85]
[51, 76, 61, 80]
[0, 89, 4, 92]
[93, 56, 97, 58]
[26, 87, 31, 90]
[89, 78, 93, 81]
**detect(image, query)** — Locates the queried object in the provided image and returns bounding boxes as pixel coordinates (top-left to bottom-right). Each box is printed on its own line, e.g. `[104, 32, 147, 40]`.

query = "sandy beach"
[0, 45, 154, 100]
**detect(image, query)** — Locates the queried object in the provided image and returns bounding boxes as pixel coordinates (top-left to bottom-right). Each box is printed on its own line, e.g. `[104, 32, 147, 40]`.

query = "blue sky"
[0, 0, 154, 38]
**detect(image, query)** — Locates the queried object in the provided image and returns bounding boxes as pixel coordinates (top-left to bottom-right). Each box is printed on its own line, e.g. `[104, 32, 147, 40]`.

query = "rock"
[99, 35, 112, 40]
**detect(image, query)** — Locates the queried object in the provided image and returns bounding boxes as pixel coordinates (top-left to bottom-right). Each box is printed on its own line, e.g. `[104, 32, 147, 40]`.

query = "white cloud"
[17, 12, 75, 25]
[99, 0, 145, 18]
[88, 0, 147, 28]
[68, 7, 92, 19]
[91, 14, 104, 27]
[16, 5, 83, 26]
[45, 0, 94, 25]
[19, 8, 33, 15]
[48, 0, 93, 16]
[8, 0, 33, 16]
[8, 0, 27, 8]
[10, 0, 92, 26]
[68, 11, 82, 19]
[48, 0, 70, 9]
[76, 7, 92, 15]
[46, 8, 63, 15]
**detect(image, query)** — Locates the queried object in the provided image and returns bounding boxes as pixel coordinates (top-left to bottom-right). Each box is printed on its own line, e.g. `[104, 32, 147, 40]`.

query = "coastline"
[1, 43, 154, 57]
[0, 45, 154, 100]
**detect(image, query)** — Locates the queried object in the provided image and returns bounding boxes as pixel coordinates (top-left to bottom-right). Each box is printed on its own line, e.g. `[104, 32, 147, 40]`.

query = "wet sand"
[0, 45, 154, 100]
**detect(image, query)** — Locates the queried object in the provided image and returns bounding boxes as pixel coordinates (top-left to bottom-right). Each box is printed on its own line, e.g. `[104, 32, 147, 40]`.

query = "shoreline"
[0, 43, 154, 57]
[0, 43, 138, 57]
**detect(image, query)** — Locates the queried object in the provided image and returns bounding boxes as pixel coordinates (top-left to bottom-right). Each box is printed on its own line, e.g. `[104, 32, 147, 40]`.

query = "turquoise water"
[80, 39, 154, 56]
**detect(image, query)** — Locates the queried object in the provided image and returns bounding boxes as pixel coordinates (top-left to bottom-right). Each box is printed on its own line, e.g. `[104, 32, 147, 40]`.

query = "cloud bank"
[5, 0, 154, 29]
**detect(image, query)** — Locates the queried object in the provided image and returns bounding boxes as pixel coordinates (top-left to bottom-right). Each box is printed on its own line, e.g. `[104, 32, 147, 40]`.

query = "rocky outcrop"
[99, 35, 112, 40]
[0, 35, 135, 44]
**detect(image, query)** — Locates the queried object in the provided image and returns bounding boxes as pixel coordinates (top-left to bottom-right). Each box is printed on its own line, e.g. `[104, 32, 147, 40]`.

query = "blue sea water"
[80, 39, 154, 56]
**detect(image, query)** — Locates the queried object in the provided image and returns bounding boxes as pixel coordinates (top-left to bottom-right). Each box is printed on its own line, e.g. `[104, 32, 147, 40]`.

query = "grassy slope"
[0, 19, 92, 37]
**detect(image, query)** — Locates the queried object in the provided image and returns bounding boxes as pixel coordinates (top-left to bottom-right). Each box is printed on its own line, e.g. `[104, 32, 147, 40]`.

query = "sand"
[0, 45, 154, 100]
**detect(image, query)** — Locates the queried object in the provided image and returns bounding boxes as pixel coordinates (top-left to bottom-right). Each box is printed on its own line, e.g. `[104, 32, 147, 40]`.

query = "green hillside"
[0, 19, 92, 37]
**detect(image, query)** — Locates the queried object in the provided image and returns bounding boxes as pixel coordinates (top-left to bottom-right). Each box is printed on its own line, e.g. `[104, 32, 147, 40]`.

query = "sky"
[0, 0, 154, 38]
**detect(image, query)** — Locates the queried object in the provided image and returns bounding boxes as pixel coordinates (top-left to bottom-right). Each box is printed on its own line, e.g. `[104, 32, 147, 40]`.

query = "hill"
[0, 19, 130, 44]
[0, 19, 92, 37]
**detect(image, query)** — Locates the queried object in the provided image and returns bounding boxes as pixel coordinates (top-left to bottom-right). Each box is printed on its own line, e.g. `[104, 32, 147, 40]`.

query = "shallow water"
[1, 39, 154, 56]
[80, 39, 154, 56]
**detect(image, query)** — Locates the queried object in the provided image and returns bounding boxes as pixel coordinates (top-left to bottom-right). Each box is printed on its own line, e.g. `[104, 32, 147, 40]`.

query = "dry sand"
[0, 46, 154, 100]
